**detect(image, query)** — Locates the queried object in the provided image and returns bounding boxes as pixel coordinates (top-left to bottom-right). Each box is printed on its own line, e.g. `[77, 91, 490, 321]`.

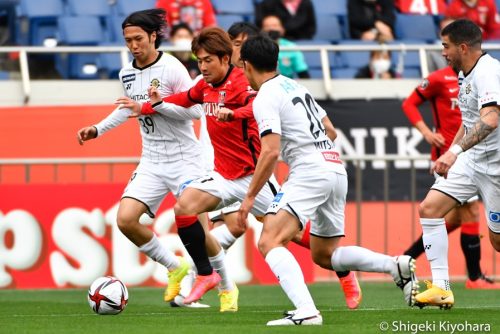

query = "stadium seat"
[17, 0, 64, 45]
[215, 14, 245, 31]
[311, 0, 346, 16]
[108, 15, 126, 42]
[314, 15, 343, 42]
[395, 14, 437, 42]
[389, 40, 425, 77]
[337, 40, 377, 69]
[115, 0, 156, 16]
[401, 67, 421, 78]
[97, 44, 131, 79]
[331, 67, 358, 79]
[212, 0, 254, 15]
[66, 0, 111, 18]
[57, 16, 104, 79]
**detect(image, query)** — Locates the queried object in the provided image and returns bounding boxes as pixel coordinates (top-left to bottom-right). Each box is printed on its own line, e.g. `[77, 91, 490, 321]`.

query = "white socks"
[138, 235, 179, 271]
[421, 218, 450, 290]
[209, 250, 233, 291]
[266, 247, 317, 314]
[210, 224, 237, 250]
[331, 246, 394, 274]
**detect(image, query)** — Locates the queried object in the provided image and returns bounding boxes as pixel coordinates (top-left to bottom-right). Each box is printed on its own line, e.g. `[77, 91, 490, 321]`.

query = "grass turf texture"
[1, 282, 499, 333]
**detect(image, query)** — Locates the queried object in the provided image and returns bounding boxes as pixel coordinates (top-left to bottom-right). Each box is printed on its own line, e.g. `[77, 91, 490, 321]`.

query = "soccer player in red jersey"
[445, 0, 500, 40]
[119, 27, 278, 309]
[402, 65, 500, 289]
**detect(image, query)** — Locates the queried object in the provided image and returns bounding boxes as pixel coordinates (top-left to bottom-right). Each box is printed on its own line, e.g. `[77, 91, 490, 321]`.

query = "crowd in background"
[1, 0, 500, 79]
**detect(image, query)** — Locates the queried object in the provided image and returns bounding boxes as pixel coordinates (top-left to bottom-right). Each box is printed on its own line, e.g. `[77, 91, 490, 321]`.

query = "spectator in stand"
[155, 0, 217, 35]
[255, 0, 316, 40]
[395, 0, 447, 15]
[261, 15, 310, 78]
[348, 0, 396, 42]
[355, 49, 397, 79]
[169, 23, 201, 79]
[445, 0, 500, 40]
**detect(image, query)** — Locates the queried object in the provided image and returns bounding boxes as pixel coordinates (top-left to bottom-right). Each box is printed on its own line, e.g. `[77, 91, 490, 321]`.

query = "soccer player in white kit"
[238, 35, 418, 326]
[77, 9, 206, 305]
[415, 19, 500, 309]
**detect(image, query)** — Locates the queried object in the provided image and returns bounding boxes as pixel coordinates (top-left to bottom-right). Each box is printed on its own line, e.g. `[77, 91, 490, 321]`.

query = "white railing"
[2, 43, 500, 103]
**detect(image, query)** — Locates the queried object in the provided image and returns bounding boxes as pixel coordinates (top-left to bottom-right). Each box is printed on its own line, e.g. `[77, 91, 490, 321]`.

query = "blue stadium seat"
[115, 0, 156, 16]
[389, 40, 425, 76]
[212, 0, 254, 15]
[311, 0, 346, 16]
[395, 14, 437, 42]
[337, 40, 377, 69]
[401, 67, 421, 78]
[109, 15, 126, 42]
[215, 14, 245, 31]
[331, 68, 358, 79]
[97, 43, 131, 79]
[57, 16, 104, 79]
[18, 0, 64, 45]
[66, 0, 111, 18]
[314, 15, 343, 42]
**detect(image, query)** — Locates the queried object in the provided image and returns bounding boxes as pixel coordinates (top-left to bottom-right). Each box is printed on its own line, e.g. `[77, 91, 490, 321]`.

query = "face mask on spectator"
[267, 30, 281, 41]
[173, 38, 192, 49]
[371, 59, 391, 74]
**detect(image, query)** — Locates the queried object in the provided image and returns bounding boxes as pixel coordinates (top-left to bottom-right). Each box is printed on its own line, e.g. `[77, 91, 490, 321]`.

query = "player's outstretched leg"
[330, 247, 418, 306]
[170, 270, 211, 308]
[415, 280, 454, 309]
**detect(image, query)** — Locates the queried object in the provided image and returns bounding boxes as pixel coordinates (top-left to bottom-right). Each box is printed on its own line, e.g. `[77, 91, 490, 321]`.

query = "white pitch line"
[2, 305, 499, 318]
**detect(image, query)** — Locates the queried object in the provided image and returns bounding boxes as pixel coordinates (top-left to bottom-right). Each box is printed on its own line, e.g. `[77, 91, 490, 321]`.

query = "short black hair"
[122, 8, 167, 49]
[170, 22, 193, 38]
[228, 22, 260, 40]
[240, 35, 278, 72]
[441, 19, 482, 49]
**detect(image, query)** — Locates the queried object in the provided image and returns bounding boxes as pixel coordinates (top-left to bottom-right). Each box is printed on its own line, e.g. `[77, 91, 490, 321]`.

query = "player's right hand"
[77, 126, 97, 145]
[424, 132, 445, 148]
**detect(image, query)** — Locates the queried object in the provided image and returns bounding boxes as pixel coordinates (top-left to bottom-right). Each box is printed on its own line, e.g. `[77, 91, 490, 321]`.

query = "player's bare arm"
[238, 133, 281, 228]
[321, 116, 337, 141]
[415, 120, 445, 148]
[457, 106, 500, 151]
[76, 126, 97, 145]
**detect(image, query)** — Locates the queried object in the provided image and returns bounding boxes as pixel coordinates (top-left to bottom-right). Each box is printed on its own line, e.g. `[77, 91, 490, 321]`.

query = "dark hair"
[170, 22, 193, 38]
[240, 35, 278, 72]
[441, 19, 482, 48]
[122, 8, 167, 49]
[192, 27, 233, 59]
[228, 22, 260, 40]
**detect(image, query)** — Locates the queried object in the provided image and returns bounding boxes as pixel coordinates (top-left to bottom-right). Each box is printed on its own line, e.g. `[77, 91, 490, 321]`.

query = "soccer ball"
[87, 276, 128, 315]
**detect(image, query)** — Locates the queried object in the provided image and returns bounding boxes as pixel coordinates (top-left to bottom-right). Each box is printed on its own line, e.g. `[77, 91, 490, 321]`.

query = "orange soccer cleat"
[183, 271, 221, 304]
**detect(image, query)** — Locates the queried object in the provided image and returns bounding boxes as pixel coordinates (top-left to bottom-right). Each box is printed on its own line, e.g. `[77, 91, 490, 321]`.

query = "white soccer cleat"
[392, 255, 418, 306]
[170, 295, 210, 308]
[267, 310, 322, 326]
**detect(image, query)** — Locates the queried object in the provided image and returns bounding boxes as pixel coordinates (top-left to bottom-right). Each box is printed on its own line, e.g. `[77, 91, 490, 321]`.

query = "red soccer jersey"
[395, 0, 447, 15]
[143, 66, 259, 180]
[402, 66, 462, 161]
[445, 0, 500, 39]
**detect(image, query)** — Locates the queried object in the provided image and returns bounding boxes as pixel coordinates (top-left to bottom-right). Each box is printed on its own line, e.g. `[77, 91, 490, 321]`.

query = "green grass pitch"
[1, 282, 499, 333]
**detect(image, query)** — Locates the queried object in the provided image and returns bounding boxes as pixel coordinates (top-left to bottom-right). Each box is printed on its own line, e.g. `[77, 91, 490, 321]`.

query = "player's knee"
[226, 221, 246, 237]
[463, 203, 480, 221]
[116, 212, 136, 235]
[173, 200, 193, 216]
[418, 200, 438, 218]
[258, 235, 278, 257]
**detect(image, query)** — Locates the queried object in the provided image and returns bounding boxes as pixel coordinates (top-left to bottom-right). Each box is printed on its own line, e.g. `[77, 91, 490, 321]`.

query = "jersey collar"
[463, 52, 487, 78]
[132, 51, 163, 71]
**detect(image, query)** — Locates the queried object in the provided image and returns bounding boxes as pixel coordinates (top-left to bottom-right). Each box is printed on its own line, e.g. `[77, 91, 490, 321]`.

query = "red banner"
[0, 184, 312, 289]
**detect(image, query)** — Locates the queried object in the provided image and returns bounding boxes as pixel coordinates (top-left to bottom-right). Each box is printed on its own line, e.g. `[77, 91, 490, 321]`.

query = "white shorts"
[267, 169, 347, 238]
[122, 159, 204, 218]
[187, 171, 279, 216]
[431, 156, 500, 233]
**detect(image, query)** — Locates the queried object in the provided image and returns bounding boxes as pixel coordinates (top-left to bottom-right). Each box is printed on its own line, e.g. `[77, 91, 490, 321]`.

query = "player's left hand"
[238, 196, 254, 230]
[217, 107, 234, 122]
[115, 96, 141, 118]
[432, 151, 457, 178]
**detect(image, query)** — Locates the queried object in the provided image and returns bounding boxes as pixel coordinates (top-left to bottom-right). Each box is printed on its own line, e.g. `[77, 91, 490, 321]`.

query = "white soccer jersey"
[253, 75, 346, 175]
[95, 52, 202, 163]
[458, 53, 500, 175]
